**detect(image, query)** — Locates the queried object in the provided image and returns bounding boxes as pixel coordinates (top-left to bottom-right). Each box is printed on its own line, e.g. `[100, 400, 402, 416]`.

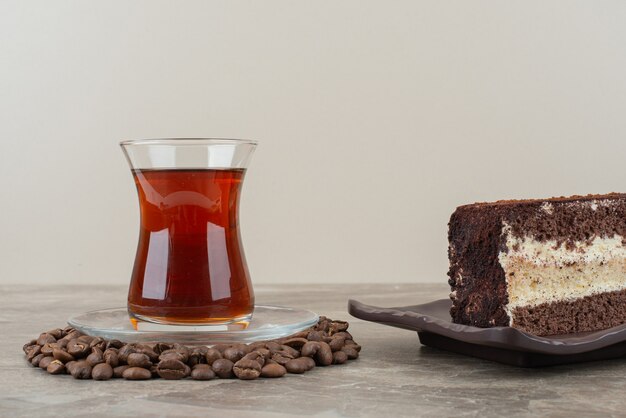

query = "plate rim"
[348, 298, 626, 355]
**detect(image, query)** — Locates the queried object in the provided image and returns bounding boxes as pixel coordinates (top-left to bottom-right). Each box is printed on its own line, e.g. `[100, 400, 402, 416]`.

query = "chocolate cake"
[447, 193, 626, 336]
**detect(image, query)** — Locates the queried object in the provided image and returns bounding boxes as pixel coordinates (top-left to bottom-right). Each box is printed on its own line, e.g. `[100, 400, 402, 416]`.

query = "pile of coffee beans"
[22, 316, 360, 381]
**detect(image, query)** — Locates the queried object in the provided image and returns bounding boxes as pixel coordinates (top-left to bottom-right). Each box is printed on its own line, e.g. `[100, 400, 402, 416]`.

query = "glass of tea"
[120, 138, 257, 325]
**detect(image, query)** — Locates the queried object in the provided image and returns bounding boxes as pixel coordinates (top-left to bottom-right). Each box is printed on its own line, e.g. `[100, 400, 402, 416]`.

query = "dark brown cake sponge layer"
[512, 288, 626, 336]
[448, 204, 510, 328]
[457, 193, 626, 246]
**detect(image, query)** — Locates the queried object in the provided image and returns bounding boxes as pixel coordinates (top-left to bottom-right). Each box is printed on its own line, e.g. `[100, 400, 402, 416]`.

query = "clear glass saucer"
[68, 305, 318, 345]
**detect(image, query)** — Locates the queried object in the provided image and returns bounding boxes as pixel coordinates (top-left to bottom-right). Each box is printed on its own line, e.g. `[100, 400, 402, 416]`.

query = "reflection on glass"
[141, 229, 169, 300]
[207, 222, 232, 302]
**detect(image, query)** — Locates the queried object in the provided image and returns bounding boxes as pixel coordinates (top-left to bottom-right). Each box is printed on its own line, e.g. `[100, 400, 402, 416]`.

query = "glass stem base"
[128, 311, 253, 330]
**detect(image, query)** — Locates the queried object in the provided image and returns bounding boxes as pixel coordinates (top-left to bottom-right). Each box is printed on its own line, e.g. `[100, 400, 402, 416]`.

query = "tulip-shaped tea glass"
[120, 138, 256, 325]
[66, 138, 317, 343]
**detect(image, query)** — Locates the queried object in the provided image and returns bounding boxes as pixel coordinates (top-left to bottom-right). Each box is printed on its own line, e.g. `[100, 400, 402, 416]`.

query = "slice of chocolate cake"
[448, 193, 626, 336]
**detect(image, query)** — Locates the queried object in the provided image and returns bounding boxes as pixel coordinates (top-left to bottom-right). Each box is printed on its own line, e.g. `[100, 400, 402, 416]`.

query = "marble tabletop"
[1, 283, 625, 417]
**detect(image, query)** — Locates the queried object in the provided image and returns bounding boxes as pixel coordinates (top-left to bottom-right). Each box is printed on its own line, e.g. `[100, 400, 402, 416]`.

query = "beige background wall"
[1, 1, 625, 286]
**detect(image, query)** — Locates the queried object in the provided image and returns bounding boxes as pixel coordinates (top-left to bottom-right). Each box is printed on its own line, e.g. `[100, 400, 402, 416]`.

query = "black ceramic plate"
[348, 298, 626, 367]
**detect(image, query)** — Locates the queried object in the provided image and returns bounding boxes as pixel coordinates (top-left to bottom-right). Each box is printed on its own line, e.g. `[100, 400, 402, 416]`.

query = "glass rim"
[120, 138, 258, 147]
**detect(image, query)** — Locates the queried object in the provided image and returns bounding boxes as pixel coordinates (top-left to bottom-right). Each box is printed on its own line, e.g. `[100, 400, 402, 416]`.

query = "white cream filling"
[500, 222, 626, 268]
[499, 223, 626, 323]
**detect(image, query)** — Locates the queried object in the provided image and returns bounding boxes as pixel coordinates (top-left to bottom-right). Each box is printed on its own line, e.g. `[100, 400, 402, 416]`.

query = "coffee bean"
[315, 342, 333, 366]
[103, 349, 119, 367]
[70, 360, 92, 379]
[271, 351, 295, 366]
[279, 345, 301, 357]
[92, 363, 114, 381]
[281, 337, 308, 350]
[332, 351, 348, 364]
[60, 330, 82, 342]
[171, 344, 190, 361]
[86, 347, 104, 366]
[138, 348, 159, 363]
[306, 331, 325, 341]
[315, 318, 330, 333]
[233, 359, 262, 380]
[301, 341, 333, 366]
[290, 330, 310, 339]
[261, 363, 286, 378]
[24, 346, 38, 359]
[67, 339, 90, 358]
[285, 357, 315, 374]
[65, 361, 77, 374]
[45, 328, 64, 339]
[26, 345, 42, 361]
[106, 339, 124, 350]
[158, 348, 188, 363]
[344, 340, 361, 352]
[211, 359, 234, 379]
[191, 364, 215, 380]
[211, 344, 231, 354]
[284, 360, 305, 374]
[23, 340, 37, 354]
[67, 329, 83, 338]
[37, 333, 56, 346]
[62, 326, 75, 335]
[127, 353, 152, 368]
[254, 348, 271, 363]
[332, 331, 353, 341]
[31, 353, 45, 367]
[241, 351, 266, 367]
[40, 343, 57, 355]
[39, 356, 54, 370]
[113, 365, 130, 378]
[340, 346, 359, 360]
[89, 337, 106, 351]
[329, 320, 349, 334]
[265, 342, 282, 353]
[56, 339, 69, 350]
[328, 337, 346, 352]
[188, 347, 208, 367]
[47, 360, 65, 375]
[153, 343, 173, 355]
[123, 367, 151, 380]
[117, 344, 138, 362]
[223, 344, 248, 362]
[158, 352, 181, 363]
[204, 348, 222, 365]
[300, 341, 319, 357]
[156, 359, 187, 380]
[300, 356, 316, 369]
[77, 335, 94, 344]
[251, 346, 270, 356]
[247, 342, 268, 351]
[192, 346, 209, 355]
